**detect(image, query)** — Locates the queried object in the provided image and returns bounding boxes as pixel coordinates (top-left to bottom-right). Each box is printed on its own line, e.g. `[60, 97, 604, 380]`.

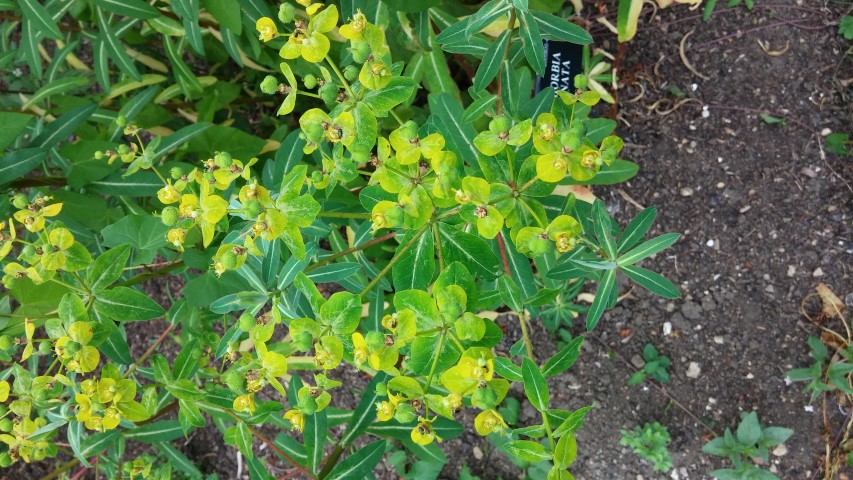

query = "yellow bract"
[256, 17, 278, 42]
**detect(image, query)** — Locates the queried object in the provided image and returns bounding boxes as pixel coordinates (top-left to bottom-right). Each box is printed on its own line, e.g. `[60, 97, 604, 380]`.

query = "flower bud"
[38, 341, 51, 355]
[278, 3, 296, 23]
[318, 82, 338, 105]
[218, 251, 238, 270]
[303, 74, 318, 89]
[351, 40, 370, 64]
[116, 115, 127, 127]
[573, 74, 588, 90]
[160, 206, 179, 226]
[472, 385, 498, 409]
[394, 403, 417, 423]
[214, 151, 233, 168]
[238, 313, 255, 331]
[243, 199, 263, 218]
[343, 64, 359, 82]
[11, 195, 29, 209]
[260, 75, 280, 95]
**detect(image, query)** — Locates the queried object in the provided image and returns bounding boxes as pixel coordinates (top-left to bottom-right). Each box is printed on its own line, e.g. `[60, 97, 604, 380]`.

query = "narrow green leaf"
[620, 265, 681, 299]
[474, 30, 509, 92]
[561, 159, 638, 186]
[97, 8, 141, 81]
[19, 0, 62, 40]
[92, 0, 160, 19]
[123, 421, 185, 443]
[304, 410, 327, 474]
[531, 11, 592, 44]
[541, 336, 583, 378]
[503, 440, 551, 462]
[423, 48, 460, 99]
[554, 432, 577, 469]
[31, 103, 97, 149]
[518, 9, 545, 75]
[87, 245, 131, 293]
[0, 148, 48, 185]
[552, 405, 594, 437]
[149, 123, 211, 163]
[325, 439, 386, 480]
[155, 442, 203, 478]
[462, 94, 497, 123]
[67, 422, 92, 468]
[392, 228, 435, 291]
[521, 357, 549, 411]
[586, 269, 615, 331]
[95, 286, 166, 322]
[340, 372, 388, 446]
[437, 225, 501, 280]
[224, 422, 253, 458]
[0, 112, 33, 151]
[593, 200, 616, 259]
[306, 262, 362, 284]
[616, 233, 680, 266]
[497, 274, 523, 312]
[617, 207, 656, 253]
[361, 76, 417, 113]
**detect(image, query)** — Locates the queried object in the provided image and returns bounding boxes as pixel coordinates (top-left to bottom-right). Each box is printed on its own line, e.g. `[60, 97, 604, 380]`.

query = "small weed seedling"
[628, 344, 671, 385]
[702, 412, 793, 480]
[786, 335, 853, 402]
[619, 422, 673, 473]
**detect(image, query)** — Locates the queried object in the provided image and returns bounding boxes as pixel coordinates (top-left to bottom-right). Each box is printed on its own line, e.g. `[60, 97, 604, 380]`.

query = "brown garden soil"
[9, 2, 853, 480]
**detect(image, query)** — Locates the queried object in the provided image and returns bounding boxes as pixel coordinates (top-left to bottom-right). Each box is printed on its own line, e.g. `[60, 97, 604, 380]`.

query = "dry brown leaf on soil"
[816, 283, 845, 320]
[820, 330, 848, 352]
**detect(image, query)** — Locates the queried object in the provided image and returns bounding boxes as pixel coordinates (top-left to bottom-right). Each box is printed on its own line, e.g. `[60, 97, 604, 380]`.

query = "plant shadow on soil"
[12, 3, 853, 480]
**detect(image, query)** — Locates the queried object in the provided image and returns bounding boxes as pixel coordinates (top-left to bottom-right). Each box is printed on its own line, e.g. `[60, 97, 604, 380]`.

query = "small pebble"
[663, 322, 673, 336]
[631, 355, 646, 369]
[821, 127, 832, 136]
[680, 187, 694, 196]
[739, 205, 751, 213]
[706, 239, 715, 247]
[787, 265, 796, 277]
[713, 336, 724, 344]
[813, 267, 824, 277]
[772, 444, 788, 456]
[473, 445, 484, 460]
[801, 167, 816, 178]
[686, 362, 701, 378]
[765, 285, 775, 293]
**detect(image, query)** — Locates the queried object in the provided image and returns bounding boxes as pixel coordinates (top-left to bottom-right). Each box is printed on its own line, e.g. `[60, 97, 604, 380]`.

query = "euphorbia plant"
[0, 0, 681, 477]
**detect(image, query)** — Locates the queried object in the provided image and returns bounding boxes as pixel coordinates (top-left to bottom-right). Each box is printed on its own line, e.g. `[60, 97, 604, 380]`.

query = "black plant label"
[534, 39, 584, 95]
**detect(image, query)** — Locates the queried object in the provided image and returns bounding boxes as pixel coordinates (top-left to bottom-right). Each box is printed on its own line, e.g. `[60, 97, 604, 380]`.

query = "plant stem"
[518, 312, 534, 359]
[317, 444, 344, 479]
[317, 211, 372, 220]
[123, 323, 175, 379]
[433, 224, 444, 270]
[305, 231, 395, 273]
[542, 412, 556, 452]
[117, 260, 185, 287]
[325, 58, 355, 99]
[358, 222, 430, 297]
[39, 458, 80, 480]
[221, 408, 314, 478]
